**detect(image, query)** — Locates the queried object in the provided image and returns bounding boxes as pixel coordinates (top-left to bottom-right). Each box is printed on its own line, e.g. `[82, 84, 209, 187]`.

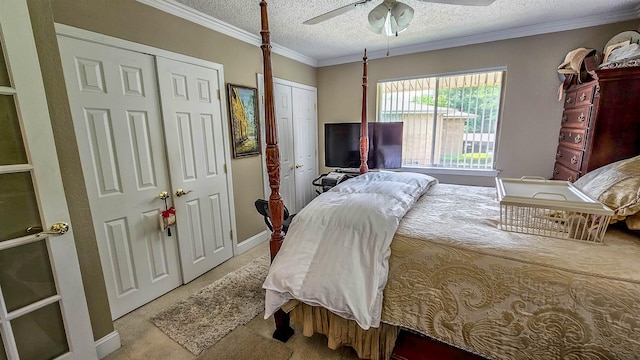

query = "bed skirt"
[286, 301, 400, 360]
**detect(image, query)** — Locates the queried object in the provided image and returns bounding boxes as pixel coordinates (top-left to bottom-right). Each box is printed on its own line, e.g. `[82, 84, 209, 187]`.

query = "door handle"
[175, 189, 194, 197]
[159, 191, 170, 200]
[34, 222, 70, 237]
[295, 164, 303, 169]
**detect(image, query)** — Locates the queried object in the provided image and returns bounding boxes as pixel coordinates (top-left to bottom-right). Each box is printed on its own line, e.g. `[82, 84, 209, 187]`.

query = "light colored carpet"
[151, 255, 270, 355]
[195, 325, 292, 360]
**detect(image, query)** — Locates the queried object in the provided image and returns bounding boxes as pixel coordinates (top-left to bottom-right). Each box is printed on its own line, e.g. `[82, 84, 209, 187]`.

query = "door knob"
[35, 222, 70, 237]
[159, 191, 170, 200]
[175, 189, 194, 197]
[295, 164, 303, 169]
[289, 164, 295, 170]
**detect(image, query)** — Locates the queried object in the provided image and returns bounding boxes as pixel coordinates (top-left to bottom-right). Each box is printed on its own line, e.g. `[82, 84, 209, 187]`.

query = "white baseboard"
[95, 331, 121, 359]
[235, 230, 268, 255]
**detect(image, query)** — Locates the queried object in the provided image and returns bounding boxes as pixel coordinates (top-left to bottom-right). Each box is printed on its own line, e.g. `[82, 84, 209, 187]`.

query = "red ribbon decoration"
[162, 206, 176, 218]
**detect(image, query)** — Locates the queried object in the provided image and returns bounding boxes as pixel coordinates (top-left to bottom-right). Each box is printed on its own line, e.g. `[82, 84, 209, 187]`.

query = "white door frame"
[54, 24, 239, 257]
[257, 74, 318, 210]
[0, 2, 96, 358]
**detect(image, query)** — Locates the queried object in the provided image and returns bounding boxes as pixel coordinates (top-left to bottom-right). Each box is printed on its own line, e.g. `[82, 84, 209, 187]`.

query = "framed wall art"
[227, 83, 261, 158]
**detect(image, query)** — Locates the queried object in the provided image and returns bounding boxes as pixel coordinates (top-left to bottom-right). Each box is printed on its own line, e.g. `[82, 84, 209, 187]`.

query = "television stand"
[313, 171, 361, 193]
[334, 168, 380, 174]
[333, 168, 359, 174]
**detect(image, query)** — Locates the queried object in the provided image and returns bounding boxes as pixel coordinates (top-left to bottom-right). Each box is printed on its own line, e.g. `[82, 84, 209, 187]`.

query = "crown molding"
[318, 7, 640, 67]
[137, 0, 639, 68]
[136, 0, 318, 67]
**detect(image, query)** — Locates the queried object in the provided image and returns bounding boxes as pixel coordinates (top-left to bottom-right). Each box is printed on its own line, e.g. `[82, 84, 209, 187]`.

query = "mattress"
[381, 183, 640, 359]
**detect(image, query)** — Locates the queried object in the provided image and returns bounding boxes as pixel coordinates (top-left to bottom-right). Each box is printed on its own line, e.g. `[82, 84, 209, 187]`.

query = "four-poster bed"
[258, 2, 640, 359]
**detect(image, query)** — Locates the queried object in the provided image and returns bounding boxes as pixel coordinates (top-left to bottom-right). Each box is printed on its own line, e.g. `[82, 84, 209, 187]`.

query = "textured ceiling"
[166, 0, 640, 66]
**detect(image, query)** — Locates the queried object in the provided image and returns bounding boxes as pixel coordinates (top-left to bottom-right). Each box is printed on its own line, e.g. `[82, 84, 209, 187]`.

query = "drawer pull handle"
[579, 93, 587, 101]
[562, 115, 568, 122]
[556, 151, 562, 158]
[574, 134, 582, 143]
[570, 155, 578, 164]
[568, 176, 574, 182]
[559, 133, 566, 141]
[578, 113, 585, 122]
[566, 97, 572, 104]
[553, 168, 559, 175]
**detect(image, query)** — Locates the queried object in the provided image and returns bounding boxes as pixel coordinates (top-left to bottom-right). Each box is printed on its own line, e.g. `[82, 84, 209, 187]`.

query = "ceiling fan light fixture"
[391, 2, 414, 29]
[384, 12, 395, 36]
[368, 1, 414, 37]
[367, 3, 388, 34]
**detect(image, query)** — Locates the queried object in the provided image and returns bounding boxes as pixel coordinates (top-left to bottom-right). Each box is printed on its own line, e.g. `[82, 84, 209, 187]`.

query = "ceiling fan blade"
[418, 0, 495, 6]
[303, 0, 373, 25]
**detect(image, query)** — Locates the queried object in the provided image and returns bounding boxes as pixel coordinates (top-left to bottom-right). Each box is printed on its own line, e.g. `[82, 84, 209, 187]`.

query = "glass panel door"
[0, 94, 27, 166]
[0, 0, 96, 358]
[0, 172, 41, 242]
[0, 41, 70, 359]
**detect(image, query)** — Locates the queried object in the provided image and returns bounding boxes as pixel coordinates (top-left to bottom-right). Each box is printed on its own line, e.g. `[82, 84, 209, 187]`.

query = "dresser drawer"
[573, 83, 597, 107]
[552, 162, 580, 182]
[561, 106, 591, 129]
[558, 127, 586, 150]
[563, 91, 577, 108]
[555, 145, 583, 171]
[564, 81, 597, 109]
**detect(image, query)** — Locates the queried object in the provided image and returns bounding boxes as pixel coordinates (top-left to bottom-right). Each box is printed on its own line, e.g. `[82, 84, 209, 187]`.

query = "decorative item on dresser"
[553, 65, 640, 181]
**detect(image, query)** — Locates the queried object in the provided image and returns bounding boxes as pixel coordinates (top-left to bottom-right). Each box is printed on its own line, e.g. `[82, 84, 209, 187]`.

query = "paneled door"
[0, 1, 96, 359]
[58, 37, 182, 319]
[156, 57, 234, 283]
[259, 77, 318, 215]
[292, 87, 318, 212]
[274, 83, 296, 212]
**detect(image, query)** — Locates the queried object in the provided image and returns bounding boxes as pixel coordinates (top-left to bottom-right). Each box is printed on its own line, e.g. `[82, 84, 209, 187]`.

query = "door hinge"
[223, 163, 227, 173]
[314, 103, 317, 111]
[230, 230, 233, 239]
[217, 89, 221, 100]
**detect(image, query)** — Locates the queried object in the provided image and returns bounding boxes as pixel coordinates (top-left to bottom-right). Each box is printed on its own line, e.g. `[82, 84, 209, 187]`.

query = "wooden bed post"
[260, 0, 294, 342]
[360, 49, 369, 174]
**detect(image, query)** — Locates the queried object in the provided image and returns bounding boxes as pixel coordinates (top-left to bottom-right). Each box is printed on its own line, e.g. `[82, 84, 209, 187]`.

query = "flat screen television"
[324, 122, 403, 169]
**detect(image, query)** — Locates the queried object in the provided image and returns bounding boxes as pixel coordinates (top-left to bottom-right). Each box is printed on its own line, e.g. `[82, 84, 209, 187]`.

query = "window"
[377, 69, 505, 171]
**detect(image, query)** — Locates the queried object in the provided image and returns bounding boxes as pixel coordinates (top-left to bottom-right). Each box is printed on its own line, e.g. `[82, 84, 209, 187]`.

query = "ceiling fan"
[303, 0, 496, 36]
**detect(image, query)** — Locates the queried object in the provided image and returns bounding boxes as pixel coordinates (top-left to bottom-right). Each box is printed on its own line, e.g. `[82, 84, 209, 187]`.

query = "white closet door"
[292, 87, 318, 211]
[258, 76, 318, 215]
[58, 37, 181, 319]
[156, 57, 234, 283]
[0, 1, 96, 358]
[273, 83, 296, 212]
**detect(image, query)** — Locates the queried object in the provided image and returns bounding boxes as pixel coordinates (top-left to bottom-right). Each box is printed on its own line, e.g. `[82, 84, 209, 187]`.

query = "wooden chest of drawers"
[552, 80, 597, 182]
[552, 66, 640, 182]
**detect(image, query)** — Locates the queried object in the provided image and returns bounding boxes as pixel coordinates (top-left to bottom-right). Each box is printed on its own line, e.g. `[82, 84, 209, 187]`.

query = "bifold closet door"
[58, 36, 182, 320]
[259, 76, 319, 215]
[292, 87, 318, 212]
[274, 83, 296, 212]
[156, 57, 234, 283]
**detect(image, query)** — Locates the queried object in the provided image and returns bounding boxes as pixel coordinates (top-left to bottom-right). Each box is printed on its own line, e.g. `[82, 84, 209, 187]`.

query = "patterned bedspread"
[382, 184, 640, 359]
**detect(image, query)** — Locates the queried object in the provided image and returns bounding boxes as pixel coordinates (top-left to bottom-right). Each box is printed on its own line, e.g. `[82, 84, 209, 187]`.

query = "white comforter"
[263, 171, 437, 329]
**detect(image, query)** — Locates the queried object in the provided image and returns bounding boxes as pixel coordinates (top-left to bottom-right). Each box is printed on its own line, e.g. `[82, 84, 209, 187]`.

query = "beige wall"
[317, 20, 640, 186]
[27, 0, 316, 341]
